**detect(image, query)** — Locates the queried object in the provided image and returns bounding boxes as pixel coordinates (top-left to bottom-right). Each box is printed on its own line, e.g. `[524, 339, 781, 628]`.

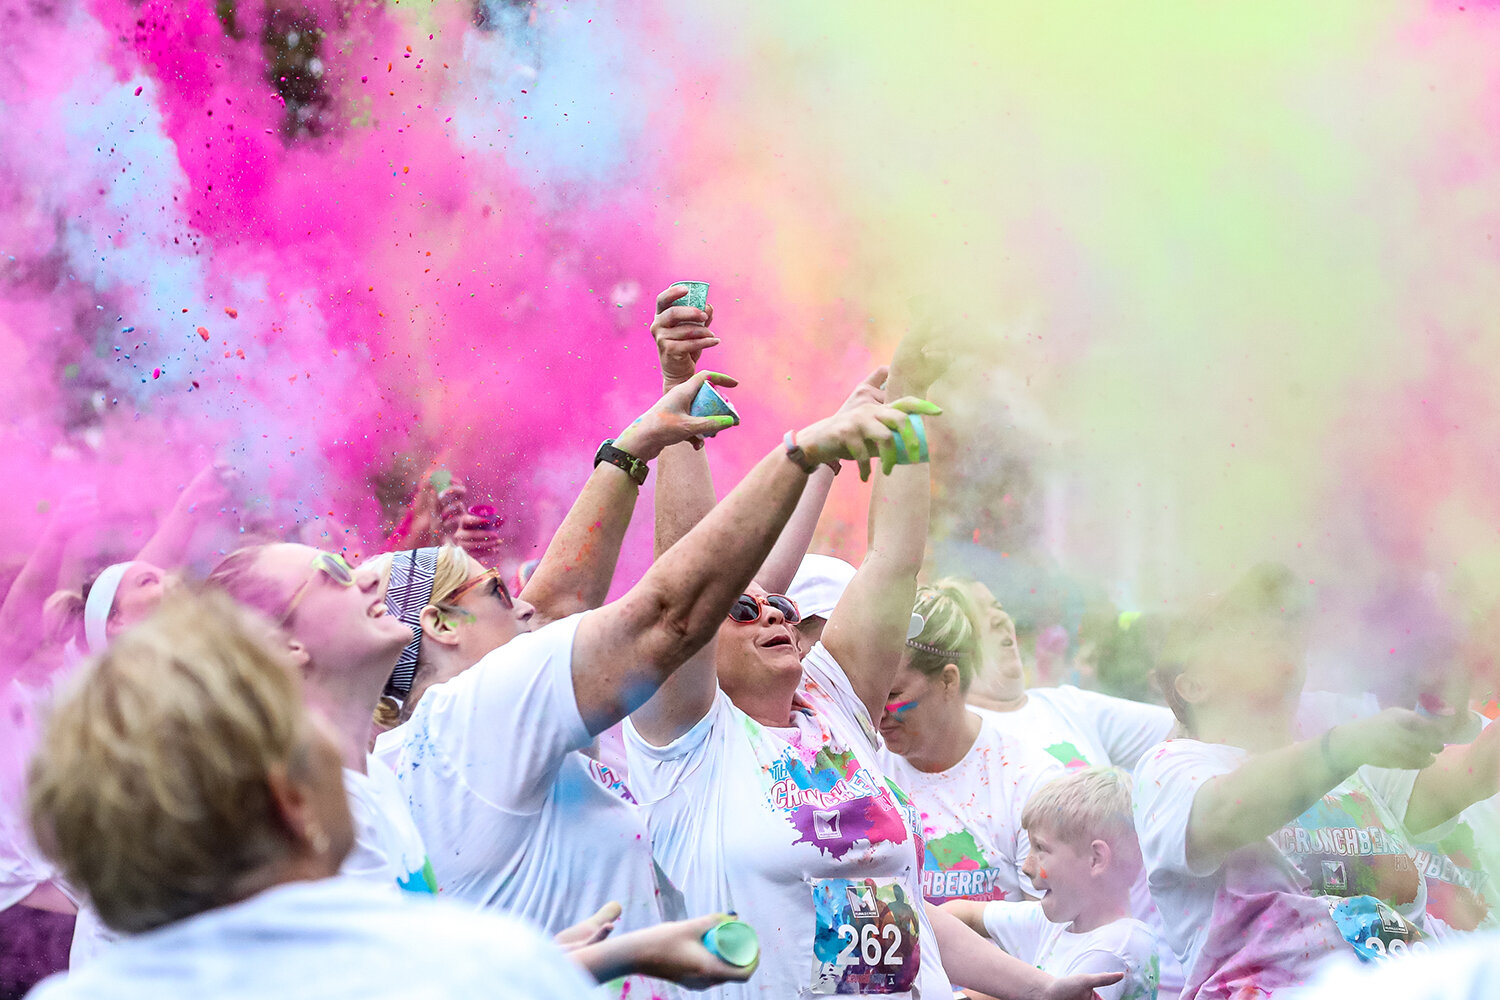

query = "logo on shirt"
[919, 828, 1014, 903]
[587, 759, 638, 805]
[846, 883, 883, 921]
[1322, 860, 1347, 894]
[751, 726, 909, 860]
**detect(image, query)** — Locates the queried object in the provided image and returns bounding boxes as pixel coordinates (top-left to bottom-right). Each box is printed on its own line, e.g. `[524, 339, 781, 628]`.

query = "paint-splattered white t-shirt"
[1134, 738, 1424, 999]
[625, 642, 950, 999]
[392, 613, 679, 999]
[981, 900, 1160, 1000]
[880, 712, 1065, 905]
[342, 756, 436, 894]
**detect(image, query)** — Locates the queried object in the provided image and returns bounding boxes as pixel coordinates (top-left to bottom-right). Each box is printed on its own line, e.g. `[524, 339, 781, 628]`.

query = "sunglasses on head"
[280, 552, 355, 625]
[446, 567, 514, 610]
[726, 593, 801, 625]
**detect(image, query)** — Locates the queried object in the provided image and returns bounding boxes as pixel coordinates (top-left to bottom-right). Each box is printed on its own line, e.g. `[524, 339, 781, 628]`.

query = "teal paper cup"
[690, 383, 740, 435]
[674, 280, 710, 313]
[703, 919, 759, 967]
[891, 413, 929, 465]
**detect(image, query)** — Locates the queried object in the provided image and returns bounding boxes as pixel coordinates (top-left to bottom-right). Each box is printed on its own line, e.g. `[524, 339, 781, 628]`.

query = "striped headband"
[384, 547, 440, 697]
[84, 562, 135, 653]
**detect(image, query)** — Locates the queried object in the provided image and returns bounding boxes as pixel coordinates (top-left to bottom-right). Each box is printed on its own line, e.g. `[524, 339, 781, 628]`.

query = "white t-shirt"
[342, 756, 435, 893]
[1134, 739, 1424, 999]
[28, 876, 595, 1000]
[976, 687, 1174, 774]
[981, 900, 1160, 1000]
[625, 642, 951, 999]
[392, 613, 675, 999]
[879, 712, 1064, 904]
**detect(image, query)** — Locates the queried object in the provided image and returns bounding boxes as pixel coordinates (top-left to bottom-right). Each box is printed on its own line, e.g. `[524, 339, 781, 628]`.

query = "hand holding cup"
[615, 370, 742, 459]
[652, 283, 719, 390]
[793, 397, 942, 482]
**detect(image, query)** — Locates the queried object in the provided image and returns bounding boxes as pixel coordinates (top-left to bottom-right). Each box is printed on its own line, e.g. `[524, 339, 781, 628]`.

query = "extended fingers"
[655, 284, 689, 313]
[654, 304, 711, 328]
[889, 395, 942, 415]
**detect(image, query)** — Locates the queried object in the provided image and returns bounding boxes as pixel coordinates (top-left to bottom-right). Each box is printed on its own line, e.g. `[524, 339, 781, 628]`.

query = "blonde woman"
[878, 584, 1066, 908]
[24, 591, 595, 1000]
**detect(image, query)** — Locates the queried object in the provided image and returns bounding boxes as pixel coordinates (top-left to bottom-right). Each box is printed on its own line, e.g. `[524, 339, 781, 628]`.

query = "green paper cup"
[703, 919, 759, 967]
[674, 280, 710, 313]
[690, 383, 740, 436]
[891, 413, 929, 465]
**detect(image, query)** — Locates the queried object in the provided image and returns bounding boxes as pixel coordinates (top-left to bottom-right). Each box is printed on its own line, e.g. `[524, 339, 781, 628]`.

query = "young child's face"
[1021, 825, 1096, 926]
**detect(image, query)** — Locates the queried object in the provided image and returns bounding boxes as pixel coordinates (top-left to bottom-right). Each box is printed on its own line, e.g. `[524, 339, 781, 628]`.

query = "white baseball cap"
[788, 554, 858, 621]
[789, 554, 924, 637]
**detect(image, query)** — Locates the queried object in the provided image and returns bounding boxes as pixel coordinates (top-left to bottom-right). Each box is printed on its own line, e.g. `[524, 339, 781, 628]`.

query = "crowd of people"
[1, 283, 1498, 1000]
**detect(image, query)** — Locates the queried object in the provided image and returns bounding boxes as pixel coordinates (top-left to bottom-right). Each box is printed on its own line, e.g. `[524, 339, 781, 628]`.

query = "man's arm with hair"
[519, 372, 739, 627]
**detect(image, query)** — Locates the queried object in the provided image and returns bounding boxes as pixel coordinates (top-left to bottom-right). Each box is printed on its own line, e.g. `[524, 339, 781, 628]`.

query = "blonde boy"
[943, 768, 1160, 1000]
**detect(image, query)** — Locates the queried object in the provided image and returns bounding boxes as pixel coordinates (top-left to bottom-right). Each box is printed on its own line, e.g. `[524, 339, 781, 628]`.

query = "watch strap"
[782, 430, 819, 475]
[595, 439, 649, 486]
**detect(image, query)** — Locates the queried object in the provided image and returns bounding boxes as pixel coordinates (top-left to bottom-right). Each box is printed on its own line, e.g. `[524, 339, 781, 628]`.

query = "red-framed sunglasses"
[446, 567, 514, 610]
[727, 593, 801, 625]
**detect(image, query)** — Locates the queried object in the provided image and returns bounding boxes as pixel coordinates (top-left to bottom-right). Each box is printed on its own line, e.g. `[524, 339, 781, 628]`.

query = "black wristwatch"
[594, 439, 650, 486]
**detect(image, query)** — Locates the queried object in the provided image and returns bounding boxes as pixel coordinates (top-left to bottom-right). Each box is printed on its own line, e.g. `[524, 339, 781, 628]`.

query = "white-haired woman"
[624, 287, 1119, 1000]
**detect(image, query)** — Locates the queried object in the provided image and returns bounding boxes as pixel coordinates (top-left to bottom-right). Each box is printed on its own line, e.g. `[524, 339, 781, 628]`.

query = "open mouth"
[760, 630, 794, 649]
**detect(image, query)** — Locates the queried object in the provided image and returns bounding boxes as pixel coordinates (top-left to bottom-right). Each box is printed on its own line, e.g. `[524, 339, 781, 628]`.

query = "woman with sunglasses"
[209, 366, 920, 963]
[363, 545, 531, 733]
[622, 288, 1118, 1000]
[207, 544, 440, 899]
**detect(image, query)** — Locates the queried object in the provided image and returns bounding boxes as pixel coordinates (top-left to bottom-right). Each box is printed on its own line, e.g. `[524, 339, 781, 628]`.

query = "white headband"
[84, 562, 134, 653]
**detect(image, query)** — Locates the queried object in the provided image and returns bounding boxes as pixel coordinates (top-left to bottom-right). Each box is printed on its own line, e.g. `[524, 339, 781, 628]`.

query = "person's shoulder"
[479, 611, 587, 666]
[1136, 736, 1234, 770]
[1083, 916, 1158, 952]
[371, 725, 407, 769]
[1026, 685, 1085, 708]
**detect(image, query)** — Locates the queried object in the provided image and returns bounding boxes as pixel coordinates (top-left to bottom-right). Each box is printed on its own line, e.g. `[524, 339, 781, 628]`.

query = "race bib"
[1327, 894, 1429, 963]
[810, 876, 920, 994]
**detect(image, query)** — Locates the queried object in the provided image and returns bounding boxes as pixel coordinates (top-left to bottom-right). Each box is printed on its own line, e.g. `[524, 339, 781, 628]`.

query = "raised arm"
[575, 396, 940, 734]
[756, 366, 888, 594]
[1405, 718, 1500, 834]
[1186, 708, 1444, 867]
[820, 339, 949, 722]
[624, 285, 728, 742]
[519, 369, 737, 627]
[135, 462, 238, 569]
[0, 490, 98, 667]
